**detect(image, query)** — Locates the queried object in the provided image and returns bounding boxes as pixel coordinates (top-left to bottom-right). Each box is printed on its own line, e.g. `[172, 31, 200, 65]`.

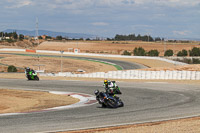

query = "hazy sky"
[0, 0, 200, 39]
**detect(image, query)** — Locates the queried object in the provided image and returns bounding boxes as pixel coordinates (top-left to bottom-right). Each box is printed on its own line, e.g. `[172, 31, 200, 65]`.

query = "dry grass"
[36, 41, 200, 56]
[0, 89, 79, 114]
[0, 53, 117, 73]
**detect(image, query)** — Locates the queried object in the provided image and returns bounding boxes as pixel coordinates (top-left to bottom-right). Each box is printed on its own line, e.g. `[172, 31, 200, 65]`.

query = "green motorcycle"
[26, 69, 39, 81]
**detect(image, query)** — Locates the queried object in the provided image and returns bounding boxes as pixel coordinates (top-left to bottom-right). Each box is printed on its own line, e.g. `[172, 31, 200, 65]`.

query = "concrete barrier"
[43, 70, 199, 80]
[42, 70, 200, 80]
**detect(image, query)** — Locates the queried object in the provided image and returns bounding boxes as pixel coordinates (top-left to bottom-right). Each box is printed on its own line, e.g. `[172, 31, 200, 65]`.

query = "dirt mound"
[0, 40, 45, 49]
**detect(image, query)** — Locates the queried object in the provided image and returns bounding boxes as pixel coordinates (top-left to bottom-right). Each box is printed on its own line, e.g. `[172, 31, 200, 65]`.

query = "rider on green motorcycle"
[103, 79, 122, 97]
[25, 67, 38, 80]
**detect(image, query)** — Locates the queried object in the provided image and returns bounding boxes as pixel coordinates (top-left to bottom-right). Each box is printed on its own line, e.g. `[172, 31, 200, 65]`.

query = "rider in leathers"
[103, 79, 121, 99]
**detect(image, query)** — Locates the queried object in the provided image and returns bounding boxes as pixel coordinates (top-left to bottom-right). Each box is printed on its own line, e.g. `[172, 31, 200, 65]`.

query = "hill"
[3, 29, 96, 39]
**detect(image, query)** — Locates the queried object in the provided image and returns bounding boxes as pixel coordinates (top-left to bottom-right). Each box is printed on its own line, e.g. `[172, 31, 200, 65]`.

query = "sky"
[0, 0, 200, 39]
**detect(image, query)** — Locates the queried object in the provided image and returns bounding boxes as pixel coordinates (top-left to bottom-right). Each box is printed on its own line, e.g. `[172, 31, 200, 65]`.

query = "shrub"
[193, 58, 200, 64]
[147, 50, 159, 56]
[189, 47, 200, 56]
[133, 47, 146, 56]
[177, 49, 188, 56]
[7, 65, 17, 72]
[164, 49, 173, 56]
[122, 50, 131, 56]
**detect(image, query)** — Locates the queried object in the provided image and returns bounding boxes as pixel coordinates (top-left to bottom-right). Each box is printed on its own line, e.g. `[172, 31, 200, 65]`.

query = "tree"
[164, 49, 174, 56]
[177, 49, 188, 56]
[133, 47, 146, 56]
[45, 36, 52, 40]
[189, 47, 200, 56]
[148, 50, 159, 56]
[12, 31, 18, 39]
[19, 34, 24, 41]
[56, 36, 62, 40]
[155, 37, 161, 42]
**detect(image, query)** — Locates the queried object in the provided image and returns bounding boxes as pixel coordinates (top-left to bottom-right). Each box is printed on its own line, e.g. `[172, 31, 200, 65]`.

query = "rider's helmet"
[94, 90, 99, 96]
[107, 80, 111, 85]
[104, 79, 108, 85]
[26, 67, 30, 71]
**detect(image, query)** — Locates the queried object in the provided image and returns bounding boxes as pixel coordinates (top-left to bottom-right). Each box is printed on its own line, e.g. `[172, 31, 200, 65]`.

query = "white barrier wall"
[40, 70, 200, 80]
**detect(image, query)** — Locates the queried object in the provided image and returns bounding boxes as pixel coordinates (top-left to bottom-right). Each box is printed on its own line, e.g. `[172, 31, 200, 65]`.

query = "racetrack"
[0, 79, 200, 133]
[0, 53, 147, 70]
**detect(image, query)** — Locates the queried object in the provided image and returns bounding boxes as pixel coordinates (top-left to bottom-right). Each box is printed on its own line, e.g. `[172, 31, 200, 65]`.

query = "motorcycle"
[25, 70, 39, 81]
[94, 90, 124, 108]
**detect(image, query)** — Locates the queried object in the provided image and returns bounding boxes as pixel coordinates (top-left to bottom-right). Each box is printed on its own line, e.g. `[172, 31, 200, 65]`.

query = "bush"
[147, 50, 159, 56]
[7, 65, 17, 72]
[193, 58, 200, 64]
[177, 49, 188, 56]
[122, 50, 131, 56]
[164, 49, 173, 56]
[189, 47, 200, 56]
[133, 47, 146, 56]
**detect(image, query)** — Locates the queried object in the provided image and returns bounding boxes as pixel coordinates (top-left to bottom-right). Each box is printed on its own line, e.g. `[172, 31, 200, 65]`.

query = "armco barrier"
[41, 70, 200, 80]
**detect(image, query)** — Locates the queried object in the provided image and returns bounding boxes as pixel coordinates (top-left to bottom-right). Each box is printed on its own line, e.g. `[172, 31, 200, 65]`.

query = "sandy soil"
[0, 53, 117, 73]
[36, 41, 200, 56]
[0, 89, 79, 114]
[60, 117, 200, 133]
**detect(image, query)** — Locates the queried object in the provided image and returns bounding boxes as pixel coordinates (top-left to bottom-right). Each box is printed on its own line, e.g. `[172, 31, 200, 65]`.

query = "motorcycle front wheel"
[34, 76, 39, 81]
[107, 99, 118, 108]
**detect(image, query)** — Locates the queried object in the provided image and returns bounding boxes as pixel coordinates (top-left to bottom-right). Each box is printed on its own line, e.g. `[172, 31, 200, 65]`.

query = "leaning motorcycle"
[94, 90, 124, 108]
[26, 70, 39, 81]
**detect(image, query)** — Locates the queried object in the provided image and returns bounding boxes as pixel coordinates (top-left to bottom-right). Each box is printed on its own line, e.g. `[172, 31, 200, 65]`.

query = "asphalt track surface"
[1, 79, 200, 133]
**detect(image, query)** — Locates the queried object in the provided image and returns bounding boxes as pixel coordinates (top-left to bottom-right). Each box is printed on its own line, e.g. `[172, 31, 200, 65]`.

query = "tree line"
[122, 47, 200, 57]
[111, 34, 164, 42]
[0, 31, 24, 41]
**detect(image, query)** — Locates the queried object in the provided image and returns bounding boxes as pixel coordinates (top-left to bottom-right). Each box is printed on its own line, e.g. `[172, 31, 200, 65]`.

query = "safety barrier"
[40, 70, 200, 80]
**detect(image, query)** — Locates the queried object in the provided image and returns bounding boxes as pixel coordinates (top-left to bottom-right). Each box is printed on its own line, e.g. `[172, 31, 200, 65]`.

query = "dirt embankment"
[0, 40, 34, 49]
